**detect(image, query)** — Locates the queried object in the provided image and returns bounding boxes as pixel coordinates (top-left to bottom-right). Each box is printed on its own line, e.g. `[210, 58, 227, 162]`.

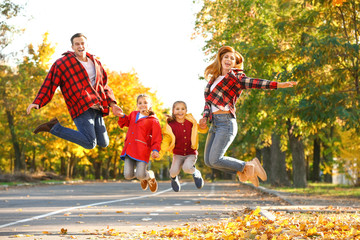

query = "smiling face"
[137, 96, 151, 115]
[172, 102, 187, 122]
[71, 36, 87, 60]
[221, 52, 236, 75]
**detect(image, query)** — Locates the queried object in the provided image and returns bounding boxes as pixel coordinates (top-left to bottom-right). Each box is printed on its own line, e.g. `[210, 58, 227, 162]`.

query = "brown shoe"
[33, 118, 59, 134]
[147, 170, 157, 192]
[148, 178, 158, 192]
[251, 157, 267, 181]
[140, 180, 148, 190]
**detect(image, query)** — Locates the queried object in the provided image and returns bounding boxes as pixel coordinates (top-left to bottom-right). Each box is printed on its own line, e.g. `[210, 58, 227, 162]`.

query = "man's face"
[71, 36, 87, 59]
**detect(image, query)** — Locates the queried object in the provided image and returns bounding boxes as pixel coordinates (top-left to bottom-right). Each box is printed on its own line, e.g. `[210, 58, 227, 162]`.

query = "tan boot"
[251, 157, 267, 181]
[237, 164, 254, 182]
[249, 175, 259, 187]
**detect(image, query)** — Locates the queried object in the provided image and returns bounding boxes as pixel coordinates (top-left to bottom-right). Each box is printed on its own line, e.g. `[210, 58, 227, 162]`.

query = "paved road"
[0, 181, 285, 239]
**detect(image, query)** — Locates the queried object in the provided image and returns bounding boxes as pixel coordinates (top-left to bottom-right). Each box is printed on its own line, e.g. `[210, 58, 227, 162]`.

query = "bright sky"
[7, 0, 208, 120]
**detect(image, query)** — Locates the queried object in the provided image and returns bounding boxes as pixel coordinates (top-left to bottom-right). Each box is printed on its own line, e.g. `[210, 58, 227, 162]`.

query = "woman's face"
[173, 103, 187, 121]
[137, 97, 151, 115]
[221, 52, 236, 74]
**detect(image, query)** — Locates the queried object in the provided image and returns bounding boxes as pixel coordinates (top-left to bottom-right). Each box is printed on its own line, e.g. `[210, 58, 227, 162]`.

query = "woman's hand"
[277, 81, 297, 88]
[199, 117, 208, 129]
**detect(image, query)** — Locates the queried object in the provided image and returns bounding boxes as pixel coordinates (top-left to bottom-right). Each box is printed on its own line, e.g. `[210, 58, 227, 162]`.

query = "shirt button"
[184, 137, 186, 139]
[183, 130, 186, 132]
[184, 149, 186, 151]
[185, 143, 187, 145]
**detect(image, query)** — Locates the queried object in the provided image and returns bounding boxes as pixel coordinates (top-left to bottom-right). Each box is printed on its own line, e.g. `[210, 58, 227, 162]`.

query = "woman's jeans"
[204, 113, 245, 174]
[50, 108, 109, 149]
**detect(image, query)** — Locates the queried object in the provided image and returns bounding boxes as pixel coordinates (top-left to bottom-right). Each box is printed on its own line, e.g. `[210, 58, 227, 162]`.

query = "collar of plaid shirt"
[203, 69, 244, 121]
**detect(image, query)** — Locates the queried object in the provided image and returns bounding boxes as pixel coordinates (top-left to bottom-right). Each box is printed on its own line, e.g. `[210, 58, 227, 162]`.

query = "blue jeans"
[204, 113, 245, 174]
[50, 108, 109, 149]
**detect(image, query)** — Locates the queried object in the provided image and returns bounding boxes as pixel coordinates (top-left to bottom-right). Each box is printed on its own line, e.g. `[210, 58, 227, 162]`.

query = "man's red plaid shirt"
[203, 69, 278, 121]
[33, 51, 117, 119]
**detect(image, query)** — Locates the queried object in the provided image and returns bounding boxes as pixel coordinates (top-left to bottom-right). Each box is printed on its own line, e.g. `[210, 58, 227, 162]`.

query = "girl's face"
[137, 97, 151, 115]
[173, 103, 187, 122]
[221, 52, 236, 75]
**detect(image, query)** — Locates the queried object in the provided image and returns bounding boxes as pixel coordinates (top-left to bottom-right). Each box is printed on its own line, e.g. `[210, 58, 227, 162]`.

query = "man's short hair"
[71, 33, 87, 45]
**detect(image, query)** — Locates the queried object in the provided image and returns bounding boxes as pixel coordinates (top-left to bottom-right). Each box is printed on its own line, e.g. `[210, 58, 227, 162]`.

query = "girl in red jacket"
[118, 94, 162, 192]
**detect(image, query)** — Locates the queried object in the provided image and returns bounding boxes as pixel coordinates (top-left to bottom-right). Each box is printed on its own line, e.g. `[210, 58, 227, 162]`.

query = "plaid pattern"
[203, 69, 277, 121]
[33, 51, 116, 119]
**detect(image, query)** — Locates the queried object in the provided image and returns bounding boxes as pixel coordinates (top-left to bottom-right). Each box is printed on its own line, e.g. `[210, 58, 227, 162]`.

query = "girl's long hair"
[137, 94, 155, 116]
[204, 46, 244, 81]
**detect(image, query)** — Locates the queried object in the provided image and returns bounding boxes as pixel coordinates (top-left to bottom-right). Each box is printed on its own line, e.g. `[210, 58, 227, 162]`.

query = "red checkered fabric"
[33, 51, 116, 119]
[203, 69, 277, 121]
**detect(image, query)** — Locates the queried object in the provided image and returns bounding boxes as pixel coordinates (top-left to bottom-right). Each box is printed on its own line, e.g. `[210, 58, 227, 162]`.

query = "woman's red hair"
[204, 46, 244, 81]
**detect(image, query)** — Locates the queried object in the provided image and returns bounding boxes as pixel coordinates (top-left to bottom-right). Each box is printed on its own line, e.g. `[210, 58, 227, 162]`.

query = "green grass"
[267, 182, 360, 198]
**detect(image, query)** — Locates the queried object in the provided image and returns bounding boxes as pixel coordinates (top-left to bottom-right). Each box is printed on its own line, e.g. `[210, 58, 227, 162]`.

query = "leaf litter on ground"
[87, 207, 360, 240]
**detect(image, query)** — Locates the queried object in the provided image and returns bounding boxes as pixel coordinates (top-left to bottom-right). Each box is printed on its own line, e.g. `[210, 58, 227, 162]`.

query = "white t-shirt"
[210, 75, 230, 112]
[78, 57, 96, 86]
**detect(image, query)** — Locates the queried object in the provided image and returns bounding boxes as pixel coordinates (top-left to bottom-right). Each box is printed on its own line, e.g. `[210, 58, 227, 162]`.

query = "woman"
[199, 46, 296, 187]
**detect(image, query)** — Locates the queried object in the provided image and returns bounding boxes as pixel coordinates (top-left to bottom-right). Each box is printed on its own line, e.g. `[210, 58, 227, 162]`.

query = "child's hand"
[151, 151, 159, 159]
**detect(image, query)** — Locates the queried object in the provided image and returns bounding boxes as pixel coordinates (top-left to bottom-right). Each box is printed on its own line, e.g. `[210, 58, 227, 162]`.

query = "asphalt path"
[0, 180, 284, 239]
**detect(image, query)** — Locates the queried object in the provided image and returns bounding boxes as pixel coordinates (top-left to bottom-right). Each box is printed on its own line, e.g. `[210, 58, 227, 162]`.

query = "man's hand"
[27, 104, 39, 115]
[111, 104, 123, 117]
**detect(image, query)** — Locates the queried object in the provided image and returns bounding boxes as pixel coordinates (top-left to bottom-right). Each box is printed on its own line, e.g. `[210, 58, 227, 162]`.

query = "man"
[27, 33, 122, 149]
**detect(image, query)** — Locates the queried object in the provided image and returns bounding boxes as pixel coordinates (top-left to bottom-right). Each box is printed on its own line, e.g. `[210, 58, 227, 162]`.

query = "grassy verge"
[266, 182, 360, 198]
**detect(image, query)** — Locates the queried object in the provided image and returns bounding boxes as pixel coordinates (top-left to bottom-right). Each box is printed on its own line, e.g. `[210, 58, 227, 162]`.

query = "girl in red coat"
[118, 94, 162, 192]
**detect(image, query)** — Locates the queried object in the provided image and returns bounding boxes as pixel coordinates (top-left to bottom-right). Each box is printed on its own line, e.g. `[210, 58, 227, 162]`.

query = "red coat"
[118, 111, 162, 163]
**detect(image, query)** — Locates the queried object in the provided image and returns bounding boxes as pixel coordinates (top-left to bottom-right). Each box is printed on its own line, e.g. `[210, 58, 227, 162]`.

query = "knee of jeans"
[182, 164, 195, 174]
[82, 139, 97, 149]
[135, 170, 147, 180]
[98, 140, 109, 148]
[124, 171, 134, 180]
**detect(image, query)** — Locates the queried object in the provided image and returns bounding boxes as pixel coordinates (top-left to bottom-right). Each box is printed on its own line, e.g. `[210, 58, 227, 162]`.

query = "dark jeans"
[50, 108, 109, 149]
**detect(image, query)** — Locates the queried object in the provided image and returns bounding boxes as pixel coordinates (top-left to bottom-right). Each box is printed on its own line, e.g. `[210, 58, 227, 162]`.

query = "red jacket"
[33, 51, 117, 119]
[118, 111, 162, 163]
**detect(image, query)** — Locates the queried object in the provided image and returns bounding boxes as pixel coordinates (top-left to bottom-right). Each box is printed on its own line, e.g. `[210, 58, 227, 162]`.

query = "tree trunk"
[287, 120, 307, 188]
[31, 146, 36, 172]
[322, 126, 334, 183]
[6, 110, 24, 171]
[60, 157, 66, 176]
[94, 160, 102, 180]
[270, 133, 290, 186]
[261, 146, 271, 184]
[112, 151, 118, 179]
[311, 137, 321, 182]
